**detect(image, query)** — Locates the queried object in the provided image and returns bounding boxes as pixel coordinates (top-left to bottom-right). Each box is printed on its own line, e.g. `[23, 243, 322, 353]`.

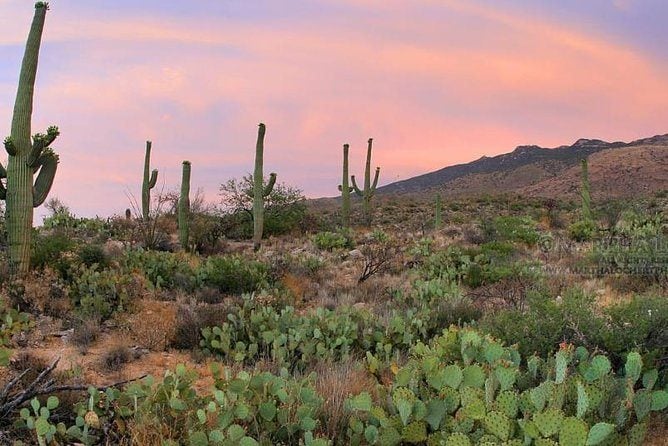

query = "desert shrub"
[122, 249, 199, 291]
[490, 215, 540, 245]
[200, 255, 269, 294]
[30, 231, 75, 275]
[481, 289, 668, 372]
[102, 345, 132, 371]
[69, 317, 100, 354]
[219, 175, 307, 239]
[77, 244, 108, 269]
[313, 230, 353, 251]
[569, 219, 597, 242]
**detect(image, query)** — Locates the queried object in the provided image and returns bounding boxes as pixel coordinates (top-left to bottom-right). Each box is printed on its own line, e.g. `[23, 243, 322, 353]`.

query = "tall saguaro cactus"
[1, 2, 59, 275]
[178, 161, 191, 251]
[252, 123, 276, 251]
[338, 143, 353, 228]
[580, 158, 592, 222]
[351, 138, 380, 226]
[142, 141, 158, 221]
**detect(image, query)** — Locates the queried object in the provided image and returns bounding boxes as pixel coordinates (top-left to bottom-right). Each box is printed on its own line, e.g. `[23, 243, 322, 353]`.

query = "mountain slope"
[379, 134, 668, 198]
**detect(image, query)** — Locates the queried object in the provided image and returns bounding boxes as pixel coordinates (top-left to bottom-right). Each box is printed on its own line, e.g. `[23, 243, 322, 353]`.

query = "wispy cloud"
[0, 0, 666, 218]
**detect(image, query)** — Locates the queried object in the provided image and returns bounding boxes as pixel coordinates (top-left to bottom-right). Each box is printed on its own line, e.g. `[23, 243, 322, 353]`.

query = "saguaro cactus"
[338, 143, 353, 228]
[142, 141, 158, 221]
[252, 123, 276, 251]
[580, 159, 592, 222]
[351, 138, 380, 226]
[1, 2, 59, 275]
[178, 161, 191, 251]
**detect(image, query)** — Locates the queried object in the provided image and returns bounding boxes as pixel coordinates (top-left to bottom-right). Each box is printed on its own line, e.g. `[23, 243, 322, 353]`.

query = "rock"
[348, 249, 364, 260]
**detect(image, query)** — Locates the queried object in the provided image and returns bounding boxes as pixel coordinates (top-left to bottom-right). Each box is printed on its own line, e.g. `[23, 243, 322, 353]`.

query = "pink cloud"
[0, 0, 666, 218]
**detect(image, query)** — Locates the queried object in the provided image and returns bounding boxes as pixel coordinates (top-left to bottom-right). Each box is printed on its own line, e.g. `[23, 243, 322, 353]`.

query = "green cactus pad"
[495, 391, 519, 419]
[584, 356, 611, 382]
[633, 390, 652, 422]
[494, 366, 517, 391]
[441, 387, 461, 414]
[559, 417, 587, 446]
[585, 423, 615, 446]
[651, 390, 668, 411]
[533, 408, 564, 438]
[425, 400, 448, 430]
[445, 432, 472, 446]
[624, 353, 642, 384]
[627, 422, 647, 446]
[443, 365, 464, 389]
[535, 439, 558, 446]
[462, 365, 486, 389]
[402, 421, 428, 444]
[642, 369, 658, 390]
[483, 411, 511, 441]
[517, 419, 540, 439]
[576, 381, 589, 419]
[378, 427, 402, 446]
[554, 350, 571, 384]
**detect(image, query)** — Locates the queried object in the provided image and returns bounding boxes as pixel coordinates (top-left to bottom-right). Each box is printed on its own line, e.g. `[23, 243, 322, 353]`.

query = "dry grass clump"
[313, 360, 378, 439]
[102, 344, 132, 372]
[70, 317, 101, 354]
[124, 299, 177, 351]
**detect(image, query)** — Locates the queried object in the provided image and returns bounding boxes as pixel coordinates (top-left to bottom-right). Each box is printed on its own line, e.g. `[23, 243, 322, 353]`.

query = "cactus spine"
[142, 141, 158, 221]
[338, 143, 353, 228]
[580, 159, 592, 222]
[1, 2, 59, 275]
[252, 123, 276, 251]
[178, 161, 191, 251]
[351, 138, 380, 226]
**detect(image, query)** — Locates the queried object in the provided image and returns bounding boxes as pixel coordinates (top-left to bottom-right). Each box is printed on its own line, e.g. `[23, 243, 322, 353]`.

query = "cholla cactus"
[351, 138, 380, 226]
[1, 2, 59, 275]
[178, 161, 191, 251]
[338, 143, 353, 228]
[142, 141, 158, 221]
[252, 123, 276, 251]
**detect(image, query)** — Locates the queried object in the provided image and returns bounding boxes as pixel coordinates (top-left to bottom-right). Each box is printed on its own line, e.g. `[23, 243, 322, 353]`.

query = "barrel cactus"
[142, 141, 158, 221]
[351, 138, 380, 226]
[252, 123, 276, 251]
[1, 2, 58, 275]
[178, 161, 191, 251]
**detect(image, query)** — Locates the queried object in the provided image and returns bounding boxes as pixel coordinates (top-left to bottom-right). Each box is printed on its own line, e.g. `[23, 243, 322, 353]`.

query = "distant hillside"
[379, 134, 668, 198]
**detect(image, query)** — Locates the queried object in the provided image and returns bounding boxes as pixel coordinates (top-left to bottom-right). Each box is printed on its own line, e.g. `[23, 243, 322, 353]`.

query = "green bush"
[201, 255, 268, 294]
[77, 244, 108, 269]
[481, 289, 668, 373]
[31, 231, 75, 276]
[122, 250, 199, 291]
[313, 230, 353, 251]
[569, 219, 597, 242]
[491, 215, 540, 245]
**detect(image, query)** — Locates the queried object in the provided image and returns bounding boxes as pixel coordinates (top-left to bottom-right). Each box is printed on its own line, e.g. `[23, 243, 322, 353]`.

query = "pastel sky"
[1, 0, 667, 219]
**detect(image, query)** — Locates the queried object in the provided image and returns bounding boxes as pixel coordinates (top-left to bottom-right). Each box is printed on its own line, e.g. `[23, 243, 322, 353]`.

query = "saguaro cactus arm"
[31, 149, 58, 207]
[4, 137, 17, 156]
[371, 166, 380, 191]
[263, 172, 277, 197]
[28, 125, 59, 167]
[351, 175, 363, 196]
